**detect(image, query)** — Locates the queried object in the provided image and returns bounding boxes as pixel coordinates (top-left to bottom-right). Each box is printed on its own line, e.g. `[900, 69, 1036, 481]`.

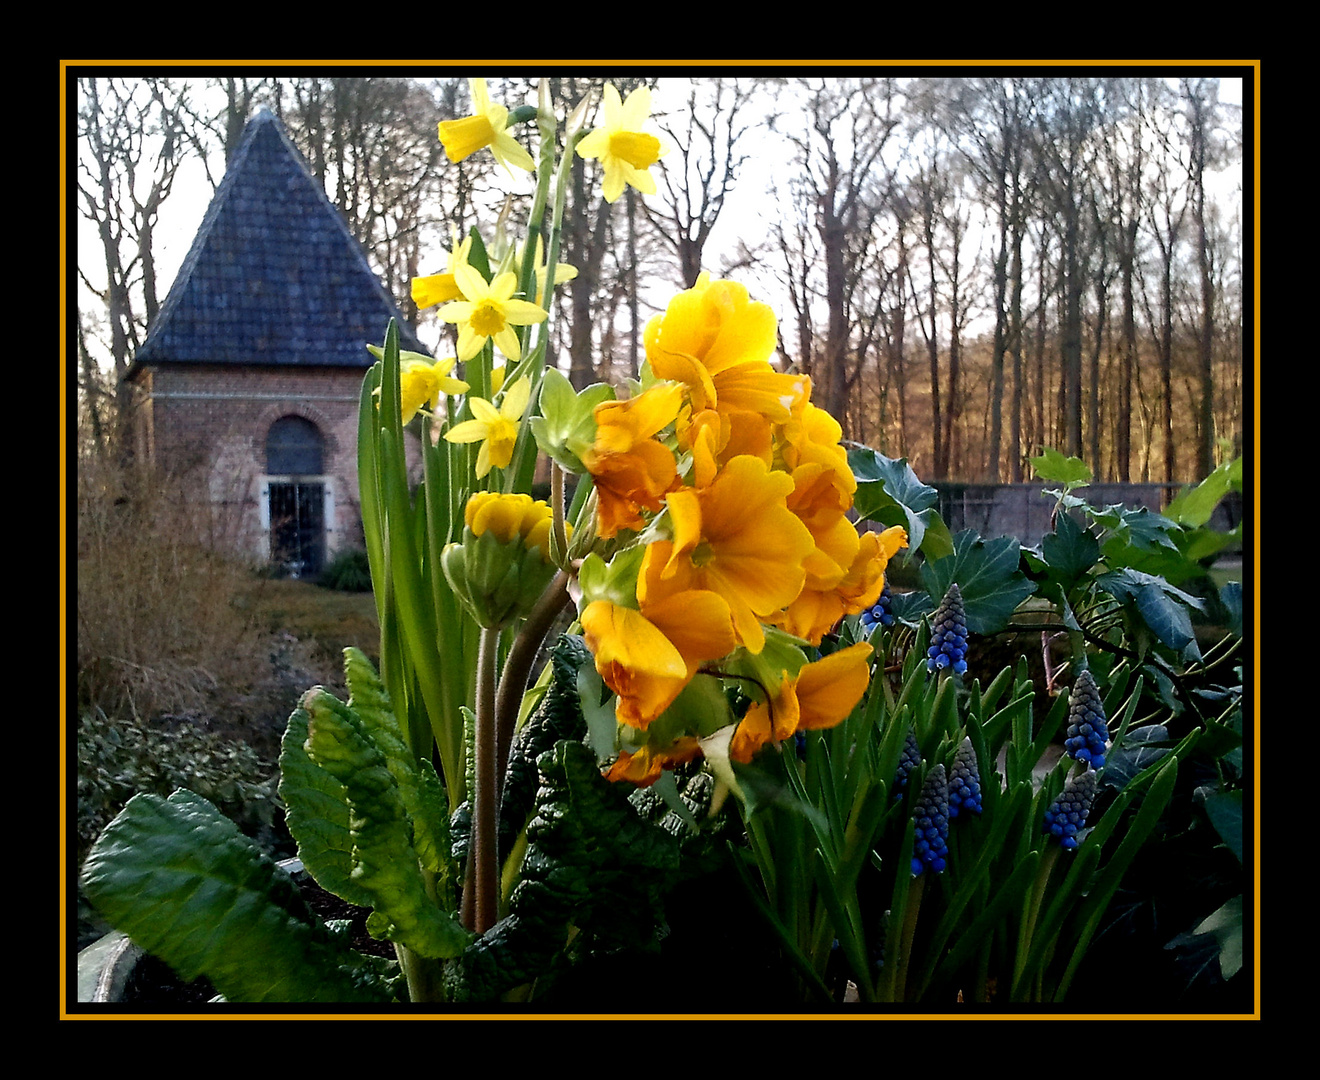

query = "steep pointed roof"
[132, 109, 427, 372]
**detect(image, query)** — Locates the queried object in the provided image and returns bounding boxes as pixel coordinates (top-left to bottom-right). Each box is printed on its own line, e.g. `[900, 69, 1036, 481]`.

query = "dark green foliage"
[497, 633, 591, 862]
[318, 547, 374, 592]
[444, 739, 681, 1002]
[77, 708, 280, 866]
[80, 790, 402, 1003]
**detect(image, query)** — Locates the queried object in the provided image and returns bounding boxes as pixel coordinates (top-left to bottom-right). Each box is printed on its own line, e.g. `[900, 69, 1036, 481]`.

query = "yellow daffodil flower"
[575, 83, 666, 203]
[444, 377, 531, 478]
[437, 262, 548, 362]
[399, 356, 470, 424]
[411, 233, 474, 311]
[438, 77, 535, 175]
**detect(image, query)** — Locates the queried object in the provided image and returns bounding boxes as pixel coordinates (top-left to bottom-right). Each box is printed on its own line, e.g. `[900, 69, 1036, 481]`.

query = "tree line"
[75, 72, 1245, 486]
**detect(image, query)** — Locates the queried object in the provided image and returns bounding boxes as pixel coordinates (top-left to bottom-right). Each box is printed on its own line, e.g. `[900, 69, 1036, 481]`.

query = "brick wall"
[137, 362, 370, 567]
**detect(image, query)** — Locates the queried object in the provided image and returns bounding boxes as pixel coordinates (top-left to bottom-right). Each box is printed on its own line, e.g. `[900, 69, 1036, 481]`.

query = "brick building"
[127, 109, 428, 576]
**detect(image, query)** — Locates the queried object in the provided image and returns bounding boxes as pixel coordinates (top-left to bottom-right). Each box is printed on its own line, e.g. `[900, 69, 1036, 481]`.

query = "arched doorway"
[264, 415, 327, 576]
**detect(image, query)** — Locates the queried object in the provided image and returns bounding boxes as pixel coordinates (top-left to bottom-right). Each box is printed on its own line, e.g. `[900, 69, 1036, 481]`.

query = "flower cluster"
[859, 580, 895, 634]
[551, 273, 907, 783]
[927, 583, 969, 675]
[911, 764, 950, 875]
[895, 728, 921, 795]
[1064, 669, 1110, 770]
[947, 737, 983, 818]
[1042, 768, 1098, 850]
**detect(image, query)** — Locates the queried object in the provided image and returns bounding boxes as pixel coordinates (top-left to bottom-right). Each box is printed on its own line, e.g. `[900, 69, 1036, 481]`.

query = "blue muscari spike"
[860, 581, 895, 634]
[947, 736, 982, 818]
[894, 728, 920, 797]
[910, 763, 949, 875]
[1063, 669, 1110, 770]
[1043, 768, 1098, 850]
[926, 583, 969, 676]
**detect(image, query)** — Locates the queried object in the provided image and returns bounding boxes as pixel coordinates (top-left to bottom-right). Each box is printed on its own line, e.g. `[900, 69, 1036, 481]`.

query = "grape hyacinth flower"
[894, 728, 921, 795]
[1064, 669, 1110, 770]
[947, 737, 982, 818]
[860, 581, 895, 634]
[1043, 768, 1098, 850]
[910, 763, 949, 875]
[926, 583, 969, 675]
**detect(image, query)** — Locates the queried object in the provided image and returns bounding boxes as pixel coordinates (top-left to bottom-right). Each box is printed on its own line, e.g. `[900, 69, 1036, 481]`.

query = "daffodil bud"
[442, 493, 566, 628]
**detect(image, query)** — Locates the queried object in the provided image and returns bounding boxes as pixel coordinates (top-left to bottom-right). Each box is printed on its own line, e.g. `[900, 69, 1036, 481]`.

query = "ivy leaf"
[1098, 568, 1205, 661]
[1029, 448, 1092, 487]
[1102, 724, 1171, 790]
[848, 446, 952, 559]
[1040, 509, 1101, 592]
[1165, 457, 1243, 528]
[1197, 786, 1243, 864]
[1097, 505, 1183, 553]
[921, 530, 1037, 635]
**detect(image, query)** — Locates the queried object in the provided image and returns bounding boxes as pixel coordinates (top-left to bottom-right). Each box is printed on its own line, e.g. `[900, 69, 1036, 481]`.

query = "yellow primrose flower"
[411, 234, 474, 311]
[399, 356, 470, 424]
[659, 455, 816, 654]
[437, 262, 548, 363]
[438, 78, 535, 175]
[444, 377, 531, 478]
[575, 83, 666, 203]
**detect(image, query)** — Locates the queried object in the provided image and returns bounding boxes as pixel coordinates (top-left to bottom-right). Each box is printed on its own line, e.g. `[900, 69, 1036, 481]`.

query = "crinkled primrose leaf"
[80, 790, 401, 1002]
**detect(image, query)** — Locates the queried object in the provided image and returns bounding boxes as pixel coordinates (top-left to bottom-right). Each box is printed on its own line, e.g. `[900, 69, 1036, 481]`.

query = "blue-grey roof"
[133, 109, 427, 371]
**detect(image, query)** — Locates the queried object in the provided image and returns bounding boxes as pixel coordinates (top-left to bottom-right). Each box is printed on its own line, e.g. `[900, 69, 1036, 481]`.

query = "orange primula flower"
[582, 383, 684, 538]
[605, 736, 703, 787]
[773, 524, 909, 644]
[730, 642, 874, 763]
[581, 549, 736, 730]
[660, 455, 816, 654]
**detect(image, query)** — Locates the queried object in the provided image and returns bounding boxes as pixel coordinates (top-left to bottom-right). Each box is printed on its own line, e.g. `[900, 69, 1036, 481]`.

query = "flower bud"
[442, 493, 565, 628]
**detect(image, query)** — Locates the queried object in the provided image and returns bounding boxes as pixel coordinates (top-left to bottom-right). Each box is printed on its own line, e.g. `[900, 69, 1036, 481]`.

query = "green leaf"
[301, 688, 471, 960]
[921, 530, 1037, 635]
[1097, 568, 1205, 660]
[80, 791, 398, 1002]
[445, 740, 681, 1002]
[1198, 786, 1244, 864]
[1040, 509, 1100, 592]
[1102, 724, 1171, 790]
[278, 701, 376, 910]
[1030, 448, 1092, 487]
[343, 647, 449, 880]
[1165, 457, 1242, 527]
[848, 446, 951, 558]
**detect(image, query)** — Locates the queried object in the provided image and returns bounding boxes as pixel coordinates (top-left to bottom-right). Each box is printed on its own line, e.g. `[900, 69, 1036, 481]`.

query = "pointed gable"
[133, 109, 427, 370]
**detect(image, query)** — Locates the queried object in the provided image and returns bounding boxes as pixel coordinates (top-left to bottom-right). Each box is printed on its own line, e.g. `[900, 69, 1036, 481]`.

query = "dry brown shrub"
[75, 456, 275, 722]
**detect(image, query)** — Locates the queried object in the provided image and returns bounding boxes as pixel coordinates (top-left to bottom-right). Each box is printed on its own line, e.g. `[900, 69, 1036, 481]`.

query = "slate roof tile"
[133, 109, 427, 372]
